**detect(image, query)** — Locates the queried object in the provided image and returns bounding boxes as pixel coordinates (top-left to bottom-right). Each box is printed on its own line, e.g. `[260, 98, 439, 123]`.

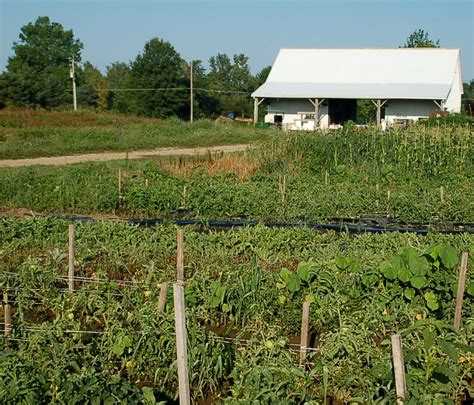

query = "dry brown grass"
[167, 152, 260, 180]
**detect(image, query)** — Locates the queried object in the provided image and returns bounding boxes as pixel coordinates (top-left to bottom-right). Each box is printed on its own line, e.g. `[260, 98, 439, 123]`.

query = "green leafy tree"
[254, 65, 272, 87]
[106, 62, 132, 113]
[2, 16, 83, 107]
[208, 53, 254, 117]
[190, 59, 220, 118]
[77, 62, 108, 109]
[401, 29, 440, 48]
[128, 38, 188, 117]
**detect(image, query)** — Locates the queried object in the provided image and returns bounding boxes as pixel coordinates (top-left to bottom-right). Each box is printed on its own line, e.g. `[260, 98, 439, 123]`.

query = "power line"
[100, 87, 251, 95]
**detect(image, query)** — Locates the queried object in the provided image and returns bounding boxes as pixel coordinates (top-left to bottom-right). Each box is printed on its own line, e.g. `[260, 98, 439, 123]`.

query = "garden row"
[1, 125, 473, 223]
[1, 218, 473, 403]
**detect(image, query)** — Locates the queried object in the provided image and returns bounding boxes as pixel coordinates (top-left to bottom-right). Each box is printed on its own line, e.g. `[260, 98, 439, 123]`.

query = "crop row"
[1, 218, 473, 403]
[1, 125, 472, 223]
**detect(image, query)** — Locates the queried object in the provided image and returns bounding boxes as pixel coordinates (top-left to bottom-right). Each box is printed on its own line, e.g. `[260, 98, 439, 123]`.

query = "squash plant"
[379, 245, 460, 312]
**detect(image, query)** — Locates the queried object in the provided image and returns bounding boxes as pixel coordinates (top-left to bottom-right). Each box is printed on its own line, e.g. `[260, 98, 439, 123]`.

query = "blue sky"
[1, 0, 473, 80]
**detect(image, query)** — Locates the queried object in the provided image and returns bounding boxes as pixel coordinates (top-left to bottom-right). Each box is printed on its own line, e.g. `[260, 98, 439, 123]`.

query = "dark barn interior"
[328, 99, 357, 124]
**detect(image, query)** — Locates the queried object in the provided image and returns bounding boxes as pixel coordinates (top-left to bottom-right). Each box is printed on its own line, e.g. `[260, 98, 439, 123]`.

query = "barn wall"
[444, 57, 463, 112]
[265, 99, 329, 130]
[384, 100, 439, 125]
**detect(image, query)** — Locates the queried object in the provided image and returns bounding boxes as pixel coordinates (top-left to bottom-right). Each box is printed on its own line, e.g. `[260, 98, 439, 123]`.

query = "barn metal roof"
[252, 48, 461, 100]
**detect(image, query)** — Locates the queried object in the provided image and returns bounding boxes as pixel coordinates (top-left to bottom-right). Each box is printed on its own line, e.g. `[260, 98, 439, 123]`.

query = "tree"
[207, 53, 254, 117]
[401, 29, 440, 48]
[105, 62, 132, 113]
[254, 65, 271, 88]
[2, 16, 83, 107]
[128, 38, 188, 117]
[77, 62, 108, 109]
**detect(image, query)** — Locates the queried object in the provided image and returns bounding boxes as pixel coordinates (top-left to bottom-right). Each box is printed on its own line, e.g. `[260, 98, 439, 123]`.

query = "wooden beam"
[173, 283, 191, 405]
[391, 334, 407, 404]
[253, 98, 259, 123]
[433, 100, 442, 110]
[314, 98, 320, 129]
[299, 301, 311, 367]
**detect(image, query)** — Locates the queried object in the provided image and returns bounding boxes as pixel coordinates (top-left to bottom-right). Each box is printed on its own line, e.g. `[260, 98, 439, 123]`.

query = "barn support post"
[433, 99, 445, 111]
[372, 99, 387, 129]
[253, 98, 265, 124]
[314, 98, 319, 129]
[308, 98, 325, 130]
[254, 98, 258, 123]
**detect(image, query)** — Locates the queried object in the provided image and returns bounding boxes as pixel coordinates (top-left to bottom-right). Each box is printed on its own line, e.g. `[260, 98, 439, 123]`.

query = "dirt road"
[0, 144, 251, 168]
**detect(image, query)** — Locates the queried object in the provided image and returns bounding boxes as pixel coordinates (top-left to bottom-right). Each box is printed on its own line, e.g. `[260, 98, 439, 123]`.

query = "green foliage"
[401, 29, 440, 48]
[207, 53, 255, 117]
[379, 244, 462, 313]
[127, 38, 188, 118]
[1, 16, 83, 108]
[0, 219, 472, 402]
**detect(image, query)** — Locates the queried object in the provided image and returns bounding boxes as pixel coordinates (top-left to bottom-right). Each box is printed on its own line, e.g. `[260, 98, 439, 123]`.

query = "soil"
[0, 144, 251, 168]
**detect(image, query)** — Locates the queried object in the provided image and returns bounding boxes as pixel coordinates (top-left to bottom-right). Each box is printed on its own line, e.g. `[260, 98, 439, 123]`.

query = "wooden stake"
[118, 169, 122, 197]
[324, 170, 328, 185]
[299, 301, 311, 368]
[4, 292, 11, 337]
[173, 283, 191, 405]
[278, 175, 286, 203]
[158, 282, 168, 312]
[391, 334, 407, 404]
[454, 252, 469, 331]
[68, 224, 75, 292]
[440, 186, 444, 204]
[176, 228, 184, 282]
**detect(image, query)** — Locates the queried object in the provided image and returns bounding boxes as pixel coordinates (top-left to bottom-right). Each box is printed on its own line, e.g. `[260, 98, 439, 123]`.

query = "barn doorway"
[328, 99, 357, 125]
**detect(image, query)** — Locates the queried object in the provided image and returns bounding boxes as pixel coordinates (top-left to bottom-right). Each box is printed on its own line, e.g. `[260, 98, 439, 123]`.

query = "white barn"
[252, 48, 463, 130]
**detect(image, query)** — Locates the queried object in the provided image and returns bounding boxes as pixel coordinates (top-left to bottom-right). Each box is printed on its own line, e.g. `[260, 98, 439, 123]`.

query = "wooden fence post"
[177, 228, 184, 282]
[454, 252, 469, 331]
[391, 334, 407, 404]
[173, 282, 191, 405]
[68, 224, 75, 292]
[278, 175, 286, 203]
[299, 301, 311, 368]
[440, 186, 444, 204]
[3, 291, 11, 337]
[118, 169, 122, 197]
[158, 282, 168, 312]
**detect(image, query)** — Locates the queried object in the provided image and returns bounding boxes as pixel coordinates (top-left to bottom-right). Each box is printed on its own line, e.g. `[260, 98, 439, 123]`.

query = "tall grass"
[0, 109, 271, 159]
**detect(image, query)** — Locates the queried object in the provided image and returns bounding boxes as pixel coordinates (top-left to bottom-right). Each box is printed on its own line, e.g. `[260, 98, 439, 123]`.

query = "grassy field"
[0, 109, 271, 159]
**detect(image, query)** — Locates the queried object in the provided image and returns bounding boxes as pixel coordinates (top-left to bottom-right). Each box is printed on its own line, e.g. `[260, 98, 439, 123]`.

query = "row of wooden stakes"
[2, 226, 470, 405]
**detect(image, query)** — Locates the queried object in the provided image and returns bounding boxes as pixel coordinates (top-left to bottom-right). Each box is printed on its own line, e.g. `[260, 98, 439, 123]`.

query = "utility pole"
[70, 57, 77, 111]
[190, 61, 193, 123]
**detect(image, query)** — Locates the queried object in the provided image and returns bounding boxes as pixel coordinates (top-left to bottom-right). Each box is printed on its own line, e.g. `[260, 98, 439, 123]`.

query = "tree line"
[0, 18, 472, 119]
[0, 16, 271, 119]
